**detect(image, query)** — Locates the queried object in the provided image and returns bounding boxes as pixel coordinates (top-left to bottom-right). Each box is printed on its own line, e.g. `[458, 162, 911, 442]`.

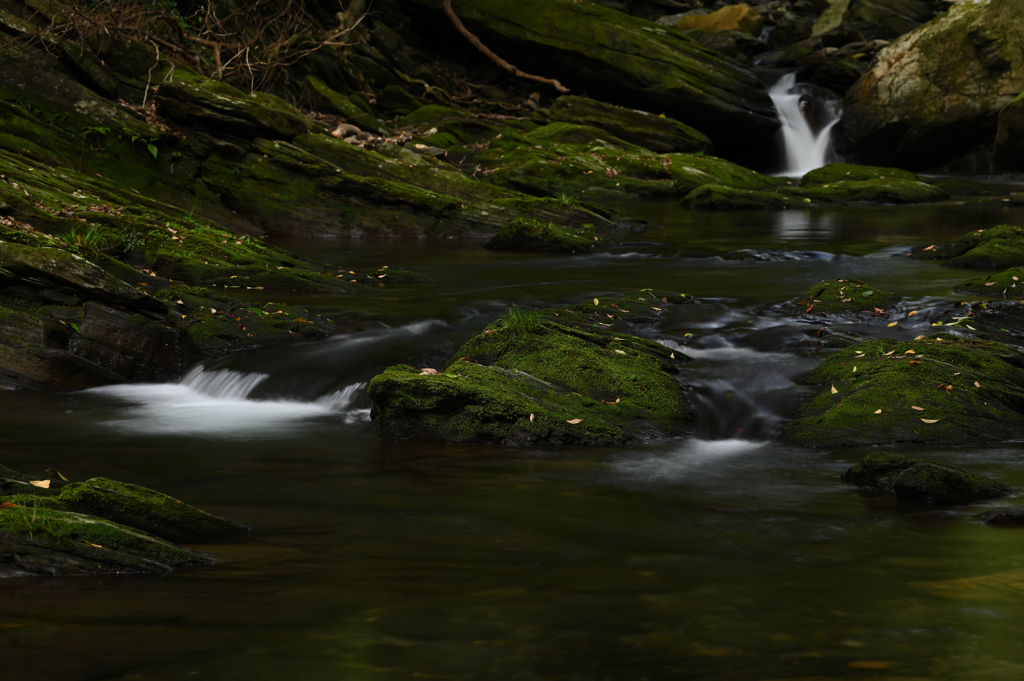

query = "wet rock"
[304, 75, 390, 135]
[833, 0, 1024, 168]
[843, 452, 1011, 505]
[680, 184, 794, 210]
[485, 218, 602, 253]
[783, 337, 1024, 448]
[798, 179, 948, 205]
[680, 29, 769, 64]
[994, 92, 1024, 171]
[800, 162, 919, 186]
[404, 0, 780, 167]
[934, 224, 1024, 270]
[368, 291, 696, 446]
[155, 80, 314, 140]
[542, 95, 713, 154]
[0, 466, 247, 577]
[975, 506, 1024, 525]
[777, 278, 902, 322]
[674, 4, 764, 36]
[812, 0, 935, 40]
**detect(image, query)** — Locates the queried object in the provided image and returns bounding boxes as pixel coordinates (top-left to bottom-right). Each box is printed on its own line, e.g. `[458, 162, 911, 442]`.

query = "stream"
[4, 199, 1024, 679]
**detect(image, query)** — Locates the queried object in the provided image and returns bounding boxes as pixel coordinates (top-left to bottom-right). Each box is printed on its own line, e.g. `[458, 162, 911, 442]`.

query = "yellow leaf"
[921, 418, 939, 424]
[914, 335, 926, 340]
[684, 333, 693, 338]
[883, 350, 895, 356]
[887, 321, 898, 327]
[593, 298, 599, 305]
[614, 349, 626, 355]
[908, 311, 917, 316]
[905, 350, 916, 354]
[853, 366, 857, 372]
[874, 409, 882, 414]
[44, 468, 67, 481]
[566, 418, 582, 424]
[28, 480, 50, 489]
[966, 324, 976, 330]
[831, 385, 838, 394]
[912, 406, 925, 410]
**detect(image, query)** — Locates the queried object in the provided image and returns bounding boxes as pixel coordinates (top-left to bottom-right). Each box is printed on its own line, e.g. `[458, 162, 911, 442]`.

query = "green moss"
[786, 278, 902, 317]
[798, 179, 948, 204]
[484, 218, 601, 253]
[396, 105, 471, 128]
[944, 224, 1024, 269]
[800, 163, 921, 186]
[956, 267, 1024, 296]
[842, 452, 1011, 505]
[368, 290, 696, 445]
[680, 184, 794, 210]
[783, 337, 1024, 447]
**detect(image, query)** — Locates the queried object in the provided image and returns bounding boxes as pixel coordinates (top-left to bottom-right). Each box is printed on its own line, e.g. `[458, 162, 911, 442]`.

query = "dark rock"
[994, 92, 1024, 171]
[800, 162, 920, 186]
[680, 184, 794, 210]
[485, 218, 602, 253]
[812, 0, 936, 41]
[155, 81, 313, 140]
[843, 452, 1011, 505]
[775, 278, 902, 321]
[975, 506, 1024, 525]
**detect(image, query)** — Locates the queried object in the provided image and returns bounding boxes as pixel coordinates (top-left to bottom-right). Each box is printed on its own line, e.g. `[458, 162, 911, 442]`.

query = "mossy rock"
[0, 466, 247, 577]
[783, 337, 1024, 447]
[680, 184, 794, 210]
[975, 506, 1024, 525]
[942, 224, 1024, 269]
[778, 278, 902, 320]
[368, 292, 697, 446]
[484, 218, 601, 253]
[365, 267, 435, 284]
[800, 163, 920, 186]
[799, 179, 948, 205]
[955, 268, 1024, 296]
[932, 178, 1006, 197]
[303, 75, 389, 134]
[396, 105, 471, 128]
[542, 95, 712, 154]
[843, 452, 1011, 505]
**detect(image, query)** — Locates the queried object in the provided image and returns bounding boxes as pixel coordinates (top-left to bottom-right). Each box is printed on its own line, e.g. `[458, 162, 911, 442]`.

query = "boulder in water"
[776, 278, 902, 321]
[833, 0, 1024, 168]
[485, 218, 602, 253]
[843, 452, 1011, 505]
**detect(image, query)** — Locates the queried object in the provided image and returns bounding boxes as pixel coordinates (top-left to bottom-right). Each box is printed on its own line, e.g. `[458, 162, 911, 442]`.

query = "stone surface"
[994, 92, 1024, 170]
[813, 0, 934, 39]
[484, 218, 602, 253]
[674, 4, 764, 36]
[843, 452, 1012, 505]
[833, 0, 1024, 168]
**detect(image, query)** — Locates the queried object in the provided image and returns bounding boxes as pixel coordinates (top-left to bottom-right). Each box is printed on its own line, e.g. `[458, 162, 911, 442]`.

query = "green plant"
[555, 192, 577, 207]
[123, 230, 146, 251]
[61, 225, 123, 253]
[502, 305, 542, 333]
[120, 126, 159, 160]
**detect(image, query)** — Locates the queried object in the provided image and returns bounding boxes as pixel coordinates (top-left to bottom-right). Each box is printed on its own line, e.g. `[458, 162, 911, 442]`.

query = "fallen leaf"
[909, 360, 922, 365]
[914, 335, 926, 340]
[529, 413, 535, 422]
[83, 541, 103, 548]
[849, 661, 900, 670]
[905, 350, 916, 354]
[883, 350, 895, 356]
[923, 245, 935, 251]
[874, 409, 882, 414]
[670, 353, 675, 359]
[420, 368, 438, 375]
[975, 381, 981, 388]
[912, 406, 925, 410]
[985, 282, 996, 286]
[614, 349, 626, 355]
[805, 305, 814, 313]
[0, 502, 17, 508]
[921, 418, 939, 424]
[966, 324, 976, 330]
[684, 333, 693, 338]
[484, 329, 495, 334]
[615, 397, 620, 403]
[45, 468, 67, 481]
[908, 311, 918, 316]
[853, 366, 857, 372]
[29, 480, 50, 488]
[566, 418, 582, 424]
[831, 385, 838, 394]
[593, 298, 599, 305]
[887, 321, 898, 327]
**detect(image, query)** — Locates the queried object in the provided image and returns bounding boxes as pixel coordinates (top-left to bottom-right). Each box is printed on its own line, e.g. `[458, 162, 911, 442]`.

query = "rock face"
[843, 452, 1011, 505]
[368, 291, 697, 446]
[674, 4, 764, 37]
[833, 0, 1024, 168]
[994, 92, 1024, 170]
[783, 337, 1024, 447]
[0, 465, 248, 577]
[777, 278, 902, 322]
[812, 0, 935, 39]
[404, 0, 780, 167]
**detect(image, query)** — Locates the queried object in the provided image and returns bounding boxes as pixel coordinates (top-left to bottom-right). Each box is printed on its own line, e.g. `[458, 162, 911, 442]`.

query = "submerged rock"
[975, 506, 1024, 525]
[775, 278, 902, 322]
[368, 291, 697, 446]
[783, 337, 1024, 447]
[679, 184, 794, 210]
[0, 465, 247, 577]
[843, 452, 1011, 505]
[834, 0, 1024, 168]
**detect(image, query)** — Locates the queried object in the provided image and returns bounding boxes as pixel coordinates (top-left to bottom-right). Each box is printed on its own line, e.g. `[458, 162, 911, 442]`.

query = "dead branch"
[441, 0, 568, 94]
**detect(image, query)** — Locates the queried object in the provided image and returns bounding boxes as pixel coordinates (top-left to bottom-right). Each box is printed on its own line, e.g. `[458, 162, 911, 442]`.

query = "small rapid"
[769, 72, 842, 177]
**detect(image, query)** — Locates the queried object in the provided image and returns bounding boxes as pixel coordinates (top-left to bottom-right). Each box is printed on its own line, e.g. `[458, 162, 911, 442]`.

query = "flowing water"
[5, 201, 1024, 679]
[770, 73, 843, 177]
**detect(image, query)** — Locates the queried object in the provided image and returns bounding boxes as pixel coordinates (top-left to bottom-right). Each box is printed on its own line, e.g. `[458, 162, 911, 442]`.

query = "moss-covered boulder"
[833, 0, 1024, 168]
[679, 184, 795, 210]
[675, 4, 764, 36]
[0, 466, 247, 577]
[975, 506, 1024, 525]
[541, 95, 712, 154]
[484, 218, 601, 253]
[777, 279, 902, 321]
[368, 292, 697, 446]
[843, 452, 1011, 505]
[941, 224, 1024, 269]
[404, 0, 779, 167]
[800, 163, 920, 187]
[812, 0, 935, 39]
[783, 337, 1024, 447]
[798, 179, 948, 205]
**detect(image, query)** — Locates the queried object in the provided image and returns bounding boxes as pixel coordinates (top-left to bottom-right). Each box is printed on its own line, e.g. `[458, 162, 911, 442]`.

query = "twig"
[441, 0, 568, 94]
[143, 42, 160, 106]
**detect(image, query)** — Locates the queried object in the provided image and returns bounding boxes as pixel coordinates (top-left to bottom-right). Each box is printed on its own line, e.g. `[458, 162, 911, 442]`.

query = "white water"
[769, 73, 841, 177]
[86, 368, 369, 437]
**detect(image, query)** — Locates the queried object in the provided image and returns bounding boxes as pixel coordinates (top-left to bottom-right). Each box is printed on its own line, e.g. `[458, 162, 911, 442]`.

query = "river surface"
[5, 200, 1024, 680]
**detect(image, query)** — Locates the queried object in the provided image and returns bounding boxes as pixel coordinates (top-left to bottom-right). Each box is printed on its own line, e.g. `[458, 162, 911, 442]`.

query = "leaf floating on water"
[921, 418, 940, 424]
[28, 480, 50, 489]
[566, 418, 582, 424]
[887, 321, 898, 327]
[908, 311, 918, 316]
[831, 385, 838, 394]
[529, 413, 535, 422]
[912, 406, 925, 410]
[874, 409, 882, 414]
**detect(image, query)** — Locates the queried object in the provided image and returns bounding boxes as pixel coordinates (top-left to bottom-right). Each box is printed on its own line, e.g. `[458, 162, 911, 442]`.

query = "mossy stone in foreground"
[783, 278, 902, 319]
[484, 218, 601, 253]
[943, 224, 1024, 270]
[843, 452, 1011, 505]
[368, 301, 696, 445]
[783, 337, 1024, 447]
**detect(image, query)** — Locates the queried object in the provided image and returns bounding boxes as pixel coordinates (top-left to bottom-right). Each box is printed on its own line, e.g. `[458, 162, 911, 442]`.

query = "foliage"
[502, 305, 542, 333]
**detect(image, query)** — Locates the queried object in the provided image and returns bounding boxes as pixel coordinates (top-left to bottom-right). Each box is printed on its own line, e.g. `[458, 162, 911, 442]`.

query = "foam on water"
[613, 438, 767, 482]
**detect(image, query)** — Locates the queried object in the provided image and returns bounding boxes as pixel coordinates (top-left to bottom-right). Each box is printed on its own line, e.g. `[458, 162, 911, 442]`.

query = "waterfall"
[181, 366, 268, 399]
[769, 73, 842, 177]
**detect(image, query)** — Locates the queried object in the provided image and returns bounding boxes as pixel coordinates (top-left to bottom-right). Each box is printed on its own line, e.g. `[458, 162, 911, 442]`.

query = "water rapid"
[769, 72, 842, 177]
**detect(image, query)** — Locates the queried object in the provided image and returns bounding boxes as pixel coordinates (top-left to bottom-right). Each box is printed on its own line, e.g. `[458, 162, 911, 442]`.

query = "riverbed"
[4, 200, 1024, 680]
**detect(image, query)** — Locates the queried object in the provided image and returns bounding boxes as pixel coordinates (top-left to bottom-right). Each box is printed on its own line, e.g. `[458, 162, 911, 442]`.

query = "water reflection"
[773, 207, 840, 240]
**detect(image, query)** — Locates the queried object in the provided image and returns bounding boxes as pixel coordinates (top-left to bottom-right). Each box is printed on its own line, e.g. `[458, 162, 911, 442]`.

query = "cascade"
[768, 73, 842, 177]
